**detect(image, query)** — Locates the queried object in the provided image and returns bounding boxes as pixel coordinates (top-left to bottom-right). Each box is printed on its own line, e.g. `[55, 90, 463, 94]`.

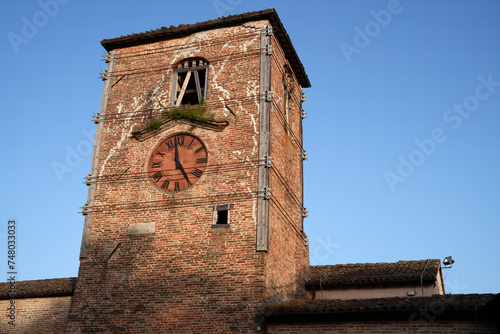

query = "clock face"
[148, 133, 208, 192]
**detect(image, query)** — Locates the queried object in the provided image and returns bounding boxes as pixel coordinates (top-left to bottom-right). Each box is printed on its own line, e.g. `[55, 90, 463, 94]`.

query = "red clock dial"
[148, 133, 208, 191]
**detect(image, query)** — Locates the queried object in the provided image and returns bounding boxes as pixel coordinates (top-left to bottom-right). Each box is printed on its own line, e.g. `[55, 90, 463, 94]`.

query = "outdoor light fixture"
[443, 256, 455, 267]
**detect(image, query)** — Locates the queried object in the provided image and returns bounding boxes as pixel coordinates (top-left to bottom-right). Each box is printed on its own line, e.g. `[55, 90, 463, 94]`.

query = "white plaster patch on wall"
[275, 94, 283, 105]
[246, 80, 259, 96]
[128, 222, 156, 236]
[99, 76, 166, 180]
[98, 105, 134, 179]
[173, 37, 202, 60]
[116, 103, 124, 114]
[220, 38, 233, 50]
[174, 48, 201, 61]
[251, 187, 257, 225]
[155, 73, 169, 105]
[212, 58, 231, 101]
[242, 23, 255, 29]
[239, 34, 259, 53]
[95, 102, 122, 190]
[186, 30, 212, 45]
[220, 36, 240, 57]
[240, 82, 260, 155]
[243, 20, 268, 30]
[171, 31, 213, 61]
[249, 114, 258, 153]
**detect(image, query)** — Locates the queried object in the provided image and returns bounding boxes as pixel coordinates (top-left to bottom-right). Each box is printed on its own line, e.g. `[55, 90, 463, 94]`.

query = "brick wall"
[267, 321, 498, 333]
[0, 296, 71, 334]
[66, 18, 309, 333]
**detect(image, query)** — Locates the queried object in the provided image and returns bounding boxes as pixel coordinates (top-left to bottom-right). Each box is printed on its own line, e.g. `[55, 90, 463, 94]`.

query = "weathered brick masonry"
[64, 9, 310, 333]
[0, 296, 71, 333]
[0, 278, 75, 333]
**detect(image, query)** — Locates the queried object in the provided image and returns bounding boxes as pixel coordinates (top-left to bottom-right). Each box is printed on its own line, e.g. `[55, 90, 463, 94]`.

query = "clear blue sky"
[1, 0, 499, 294]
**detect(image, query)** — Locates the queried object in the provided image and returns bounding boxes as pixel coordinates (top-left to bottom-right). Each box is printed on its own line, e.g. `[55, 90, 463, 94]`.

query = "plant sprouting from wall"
[137, 97, 216, 134]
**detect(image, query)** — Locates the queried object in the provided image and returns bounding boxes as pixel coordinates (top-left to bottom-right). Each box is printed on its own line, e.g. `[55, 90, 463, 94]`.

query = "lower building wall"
[267, 320, 498, 333]
[307, 283, 440, 300]
[0, 296, 71, 334]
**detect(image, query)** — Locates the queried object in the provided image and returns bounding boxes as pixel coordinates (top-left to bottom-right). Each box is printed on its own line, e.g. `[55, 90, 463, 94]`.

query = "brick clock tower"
[66, 9, 311, 333]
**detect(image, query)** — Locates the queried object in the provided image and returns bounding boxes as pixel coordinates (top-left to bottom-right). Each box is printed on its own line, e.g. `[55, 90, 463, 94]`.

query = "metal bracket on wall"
[266, 45, 273, 55]
[266, 26, 273, 36]
[263, 188, 272, 200]
[104, 52, 113, 63]
[264, 156, 272, 168]
[85, 174, 95, 186]
[81, 204, 90, 216]
[302, 150, 308, 160]
[100, 70, 111, 81]
[265, 91, 274, 102]
[93, 112, 101, 124]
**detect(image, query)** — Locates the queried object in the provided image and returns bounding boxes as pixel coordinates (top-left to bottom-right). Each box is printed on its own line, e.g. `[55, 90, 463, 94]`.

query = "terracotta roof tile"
[264, 294, 499, 322]
[266, 294, 494, 313]
[0, 277, 76, 299]
[307, 260, 441, 287]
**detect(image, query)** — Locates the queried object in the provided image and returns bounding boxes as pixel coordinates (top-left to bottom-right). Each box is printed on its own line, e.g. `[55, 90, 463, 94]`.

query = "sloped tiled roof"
[264, 294, 499, 322]
[307, 260, 441, 287]
[101, 8, 310, 88]
[0, 277, 76, 299]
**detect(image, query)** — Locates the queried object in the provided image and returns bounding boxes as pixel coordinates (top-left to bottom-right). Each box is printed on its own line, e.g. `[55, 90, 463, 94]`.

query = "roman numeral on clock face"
[176, 135, 185, 147]
[156, 151, 165, 158]
[161, 179, 170, 189]
[194, 146, 204, 154]
[174, 182, 180, 191]
[152, 171, 163, 182]
[165, 139, 175, 151]
[196, 157, 207, 165]
[151, 161, 161, 168]
[192, 168, 203, 178]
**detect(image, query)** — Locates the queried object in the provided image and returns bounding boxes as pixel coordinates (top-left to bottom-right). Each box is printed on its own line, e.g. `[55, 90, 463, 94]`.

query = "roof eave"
[264, 308, 490, 323]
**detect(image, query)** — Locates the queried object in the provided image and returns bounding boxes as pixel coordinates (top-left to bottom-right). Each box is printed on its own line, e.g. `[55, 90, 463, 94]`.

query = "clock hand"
[174, 137, 191, 185]
[174, 137, 181, 169]
[178, 164, 192, 185]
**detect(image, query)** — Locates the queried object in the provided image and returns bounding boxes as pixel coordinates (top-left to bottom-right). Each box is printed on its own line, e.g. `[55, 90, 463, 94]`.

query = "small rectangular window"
[212, 204, 232, 227]
[216, 210, 228, 225]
